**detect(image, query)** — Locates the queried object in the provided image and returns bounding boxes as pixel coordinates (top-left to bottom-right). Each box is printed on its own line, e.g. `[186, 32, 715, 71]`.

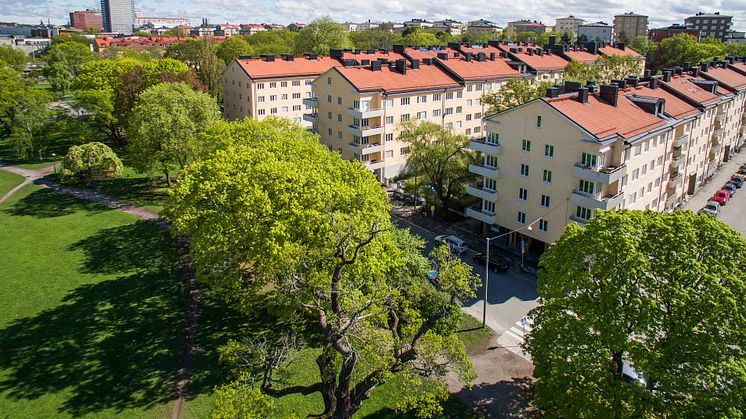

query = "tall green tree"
[58, 141, 124, 183]
[294, 18, 353, 55]
[482, 77, 553, 114]
[165, 38, 223, 101]
[216, 36, 254, 65]
[560, 31, 574, 45]
[401, 28, 441, 46]
[563, 59, 603, 85]
[515, 31, 538, 44]
[44, 42, 94, 92]
[166, 119, 478, 419]
[527, 210, 746, 418]
[9, 91, 52, 160]
[629, 36, 652, 56]
[398, 121, 477, 211]
[127, 82, 220, 186]
[0, 44, 27, 70]
[245, 30, 297, 55]
[650, 33, 725, 72]
[0, 63, 30, 137]
[349, 29, 402, 50]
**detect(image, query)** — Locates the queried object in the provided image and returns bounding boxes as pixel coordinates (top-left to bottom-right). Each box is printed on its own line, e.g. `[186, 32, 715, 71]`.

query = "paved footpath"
[681, 150, 746, 212]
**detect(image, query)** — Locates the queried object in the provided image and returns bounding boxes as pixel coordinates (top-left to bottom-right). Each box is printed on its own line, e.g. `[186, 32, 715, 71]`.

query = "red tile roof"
[662, 74, 721, 105]
[564, 50, 599, 64]
[599, 45, 643, 58]
[459, 45, 503, 57]
[702, 66, 746, 90]
[341, 51, 405, 62]
[622, 85, 700, 119]
[510, 50, 569, 71]
[236, 56, 341, 79]
[403, 47, 461, 60]
[729, 61, 746, 75]
[335, 64, 460, 93]
[546, 92, 665, 139]
[436, 57, 521, 80]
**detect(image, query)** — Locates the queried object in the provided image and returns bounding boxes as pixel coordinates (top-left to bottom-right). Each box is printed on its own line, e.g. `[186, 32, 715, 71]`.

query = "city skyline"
[3, 0, 745, 31]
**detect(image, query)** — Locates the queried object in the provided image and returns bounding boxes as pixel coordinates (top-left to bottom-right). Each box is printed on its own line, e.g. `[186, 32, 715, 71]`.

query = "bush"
[59, 142, 124, 184]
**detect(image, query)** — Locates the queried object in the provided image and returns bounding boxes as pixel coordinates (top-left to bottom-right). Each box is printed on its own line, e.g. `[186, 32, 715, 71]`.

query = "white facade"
[578, 22, 612, 43]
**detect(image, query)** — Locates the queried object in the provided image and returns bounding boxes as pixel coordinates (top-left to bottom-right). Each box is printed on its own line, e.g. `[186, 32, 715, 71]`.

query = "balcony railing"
[466, 206, 496, 225]
[672, 134, 688, 148]
[302, 113, 318, 123]
[362, 159, 384, 170]
[302, 97, 318, 107]
[349, 142, 384, 155]
[570, 189, 624, 210]
[569, 215, 589, 226]
[348, 124, 384, 137]
[572, 162, 627, 184]
[468, 163, 499, 178]
[470, 138, 501, 155]
[466, 185, 497, 202]
[347, 106, 384, 119]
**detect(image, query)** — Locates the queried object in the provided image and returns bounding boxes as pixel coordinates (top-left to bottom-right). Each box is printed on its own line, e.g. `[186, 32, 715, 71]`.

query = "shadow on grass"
[90, 177, 168, 210]
[452, 377, 537, 419]
[364, 395, 480, 419]
[0, 220, 188, 416]
[4, 188, 106, 218]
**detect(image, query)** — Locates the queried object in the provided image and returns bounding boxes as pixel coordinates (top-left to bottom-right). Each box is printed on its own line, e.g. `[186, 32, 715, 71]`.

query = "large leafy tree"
[245, 30, 297, 55]
[58, 141, 124, 183]
[294, 18, 353, 55]
[127, 82, 220, 186]
[398, 121, 477, 211]
[527, 210, 746, 418]
[563, 59, 603, 85]
[216, 36, 254, 65]
[167, 119, 478, 418]
[482, 77, 553, 114]
[401, 29, 441, 47]
[165, 38, 223, 101]
[9, 91, 52, 160]
[0, 63, 30, 137]
[0, 44, 27, 70]
[349, 29, 402, 50]
[43, 41, 94, 92]
[650, 33, 725, 72]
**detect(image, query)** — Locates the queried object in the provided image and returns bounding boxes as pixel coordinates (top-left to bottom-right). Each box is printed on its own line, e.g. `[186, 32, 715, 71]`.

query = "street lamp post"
[482, 220, 538, 328]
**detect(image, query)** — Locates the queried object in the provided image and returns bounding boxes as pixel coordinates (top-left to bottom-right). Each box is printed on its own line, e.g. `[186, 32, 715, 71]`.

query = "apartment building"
[222, 54, 341, 127]
[685, 12, 732, 40]
[577, 22, 612, 43]
[466, 19, 502, 35]
[554, 16, 585, 35]
[506, 20, 547, 35]
[613, 12, 648, 41]
[466, 61, 746, 253]
[70, 10, 103, 32]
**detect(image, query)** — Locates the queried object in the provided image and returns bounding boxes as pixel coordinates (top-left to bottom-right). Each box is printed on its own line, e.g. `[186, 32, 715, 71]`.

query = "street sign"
[520, 239, 525, 254]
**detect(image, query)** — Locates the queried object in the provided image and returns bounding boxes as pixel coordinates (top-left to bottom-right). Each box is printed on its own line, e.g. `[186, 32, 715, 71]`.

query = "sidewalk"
[682, 149, 746, 212]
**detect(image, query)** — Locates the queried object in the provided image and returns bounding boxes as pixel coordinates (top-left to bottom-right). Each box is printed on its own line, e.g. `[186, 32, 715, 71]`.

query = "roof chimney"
[367, 49, 376, 54]
[649, 77, 659, 89]
[662, 70, 672, 82]
[477, 52, 486, 62]
[437, 52, 449, 60]
[395, 58, 407, 75]
[330, 49, 343, 59]
[411, 58, 420, 69]
[464, 52, 472, 62]
[586, 80, 597, 93]
[489, 52, 496, 61]
[626, 77, 639, 87]
[528, 49, 533, 56]
[700, 62, 710, 72]
[577, 87, 589, 104]
[549, 35, 557, 45]
[361, 59, 370, 65]
[393, 44, 404, 53]
[690, 67, 700, 77]
[423, 57, 433, 65]
[370, 60, 381, 71]
[611, 79, 627, 88]
[564, 80, 581, 93]
[282, 53, 294, 61]
[546, 87, 560, 98]
[499, 51, 507, 58]
[643, 69, 652, 79]
[599, 84, 619, 107]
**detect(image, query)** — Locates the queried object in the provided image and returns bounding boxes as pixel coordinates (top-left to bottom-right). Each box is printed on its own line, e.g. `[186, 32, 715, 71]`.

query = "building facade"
[554, 16, 585, 35]
[684, 12, 732, 40]
[100, 0, 135, 34]
[578, 22, 612, 43]
[613, 12, 648, 41]
[70, 10, 103, 31]
[649, 24, 701, 42]
[507, 20, 547, 35]
[466, 19, 502, 35]
[134, 16, 189, 29]
[466, 61, 746, 252]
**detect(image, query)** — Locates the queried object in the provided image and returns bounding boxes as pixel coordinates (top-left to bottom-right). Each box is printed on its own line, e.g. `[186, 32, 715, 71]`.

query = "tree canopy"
[650, 33, 727, 72]
[127, 82, 220, 186]
[245, 30, 297, 55]
[349, 29, 402, 50]
[59, 141, 124, 183]
[165, 38, 223, 100]
[294, 18, 353, 55]
[527, 210, 746, 418]
[216, 36, 254, 65]
[167, 118, 478, 418]
[400, 29, 441, 47]
[0, 44, 27, 70]
[44, 41, 94, 92]
[482, 77, 553, 114]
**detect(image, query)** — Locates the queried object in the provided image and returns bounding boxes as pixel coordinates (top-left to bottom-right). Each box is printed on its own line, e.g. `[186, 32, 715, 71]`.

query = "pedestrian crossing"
[502, 316, 533, 345]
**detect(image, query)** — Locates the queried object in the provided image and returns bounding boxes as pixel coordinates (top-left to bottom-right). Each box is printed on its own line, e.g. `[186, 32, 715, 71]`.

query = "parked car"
[723, 183, 737, 196]
[730, 176, 744, 188]
[711, 190, 729, 205]
[737, 168, 746, 176]
[472, 252, 510, 272]
[698, 201, 721, 216]
[392, 189, 405, 200]
[434, 235, 468, 254]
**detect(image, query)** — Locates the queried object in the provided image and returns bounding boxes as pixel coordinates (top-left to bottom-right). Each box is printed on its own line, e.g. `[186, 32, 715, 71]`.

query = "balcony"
[349, 142, 384, 155]
[670, 153, 684, 166]
[672, 134, 688, 149]
[668, 171, 682, 188]
[470, 138, 501, 155]
[711, 130, 722, 145]
[347, 106, 384, 119]
[466, 206, 496, 225]
[467, 185, 497, 202]
[348, 124, 384, 137]
[569, 215, 589, 226]
[302, 97, 318, 107]
[570, 190, 625, 210]
[303, 113, 318, 123]
[469, 163, 499, 178]
[362, 159, 384, 170]
[714, 119, 722, 130]
[572, 163, 627, 184]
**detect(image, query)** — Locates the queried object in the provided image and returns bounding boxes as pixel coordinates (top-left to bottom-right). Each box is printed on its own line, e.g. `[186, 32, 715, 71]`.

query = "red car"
[711, 189, 730, 205]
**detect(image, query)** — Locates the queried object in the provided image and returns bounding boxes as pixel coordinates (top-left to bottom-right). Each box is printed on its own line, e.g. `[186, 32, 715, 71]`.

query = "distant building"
[0, 23, 59, 38]
[613, 12, 648, 41]
[70, 10, 103, 31]
[100, 0, 135, 34]
[507, 20, 547, 35]
[649, 24, 701, 42]
[578, 22, 612, 43]
[342, 22, 381, 32]
[685, 12, 732, 40]
[214, 24, 240, 37]
[191, 19, 215, 37]
[554, 16, 585, 35]
[466, 19, 502, 35]
[134, 16, 189, 29]
[726, 30, 746, 45]
[431, 19, 464, 35]
[287, 23, 306, 32]
[263, 23, 285, 31]
[402, 18, 433, 28]
[240, 24, 267, 35]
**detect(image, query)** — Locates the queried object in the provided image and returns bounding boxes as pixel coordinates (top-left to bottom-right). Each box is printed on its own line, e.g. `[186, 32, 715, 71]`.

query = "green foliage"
[527, 210, 746, 418]
[401, 29, 441, 46]
[515, 31, 538, 44]
[560, 31, 574, 45]
[211, 373, 274, 419]
[398, 122, 477, 211]
[0, 44, 27, 70]
[0, 63, 30, 137]
[293, 18, 353, 55]
[167, 118, 478, 418]
[216, 36, 254, 65]
[462, 31, 497, 45]
[165, 38, 223, 101]
[536, 31, 557, 46]
[245, 30, 297, 55]
[650, 33, 726, 71]
[44, 42, 94, 93]
[127, 82, 220, 185]
[51, 33, 94, 46]
[9, 90, 52, 160]
[482, 77, 553, 114]
[349, 29, 402, 50]
[565, 55, 642, 85]
[59, 141, 124, 184]
[629, 36, 652, 56]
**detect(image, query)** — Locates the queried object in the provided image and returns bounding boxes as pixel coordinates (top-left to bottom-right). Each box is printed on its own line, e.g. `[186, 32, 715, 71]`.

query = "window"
[538, 219, 548, 232]
[417, 111, 426, 119]
[520, 163, 529, 177]
[650, 159, 655, 170]
[467, 99, 473, 106]
[485, 155, 498, 167]
[517, 211, 526, 224]
[327, 111, 332, 120]
[280, 81, 287, 87]
[467, 85, 473, 92]
[578, 179, 595, 194]
[642, 163, 647, 175]
[327, 95, 332, 103]
[292, 80, 301, 86]
[327, 77, 331, 85]
[466, 114, 472, 121]
[543, 170, 552, 183]
[647, 182, 652, 193]
[292, 105, 301, 111]
[385, 133, 394, 142]
[475, 112, 482, 119]
[270, 107, 277, 114]
[484, 178, 496, 190]
[644, 140, 649, 152]
[433, 93, 441, 101]
[337, 97, 342, 105]
[433, 109, 441, 117]
[474, 127, 481, 133]
[270, 95, 277, 101]
[417, 95, 427, 103]
[401, 97, 410, 105]
[281, 106, 288, 113]
[385, 116, 394, 124]
[456, 106, 462, 114]
[634, 144, 641, 156]
[536, 115, 542, 127]
[446, 92, 454, 100]
[292, 93, 301, 99]
[258, 96, 265, 102]
[328, 128, 332, 136]
[640, 187, 645, 198]
[541, 194, 550, 208]
[281, 94, 288, 100]
[457, 91, 463, 99]
[444, 108, 453, 115]
[486, 132, 499, 144]
[455, 121, 462, 128]
[385, 150, 394, 158]
[519, 188, 528, 201]
[466, 128, 471, 135]
[385, 99, 393, 108]
[580, 152, 597, 167]
[545, 144, 554, 157]
[337, 131, 342, 139]
[576, 206, 592, 220]
[522, 139, 531, 152]
[475, 84, 482, 91]
[269, 82, 277, 88]
[337, 114, 342, 122]
[258, 109, 265, 115]
[484, 200, 495, 213]
[401, 114, 410, 122]
[257, 83, 264, 89]
[305, 80, 313, 85]
[632, 168, 639, 181]
[400, 146, 410, 155]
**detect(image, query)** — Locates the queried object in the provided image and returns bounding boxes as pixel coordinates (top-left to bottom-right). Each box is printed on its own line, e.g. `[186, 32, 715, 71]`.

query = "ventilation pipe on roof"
[690, 67, 700, 77]
[626, 77, 639, 87]
[361, 59, 370, 65]
[381, 48, 389, 54]
[465, 52, 473, 62]
[577, 87, 589, 103]
[499, 51, 508, 58]
[549, 35, 557, 46]
[586, 80, 597, 93]
[649, 77, 659, 89]
[437, 52, 449, 60]
[367, 49, 376, 54]
[643, 69, 652, 79]
[489, 52, 496, 61]
[411, 58, 420, 69]
[599, 84, 619, 107]
[282, 53, 294, 61]
[423, 58, 433, 65]
[662, 70, 672, 82]
[527, 49, 534, 56]
[546, 86, 560, 98]
[238, 55, 252, 60]
[477, 52, 486, 62]
[370, 61, 381, 71]
[564, 80, 581, 93]
[611, 79, 628, 88]
[329, 49, 343, 59]
[700, 62, 710, 72]
[395, 59, 407, 75]
[392, 44, 404, 53]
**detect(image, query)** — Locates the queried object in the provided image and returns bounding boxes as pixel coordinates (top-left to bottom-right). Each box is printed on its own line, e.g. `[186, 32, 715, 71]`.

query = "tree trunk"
[332, 352, 357, 419]
[316, 346, 338, 418]
[164, 166, 172, 188]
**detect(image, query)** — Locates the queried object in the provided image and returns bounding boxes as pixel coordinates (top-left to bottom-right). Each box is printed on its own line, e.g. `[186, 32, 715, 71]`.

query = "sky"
[2, 0, 745, 31]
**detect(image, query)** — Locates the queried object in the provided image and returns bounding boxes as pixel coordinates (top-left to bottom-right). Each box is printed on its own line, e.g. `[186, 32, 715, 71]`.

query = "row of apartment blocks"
[223, 40, 643, 182]
[466, 58, 746, 253]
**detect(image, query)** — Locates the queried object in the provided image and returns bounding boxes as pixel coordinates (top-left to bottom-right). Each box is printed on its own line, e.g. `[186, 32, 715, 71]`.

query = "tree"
[603, 55, 644, 80]
[9, 91, 52, 160]
[51, 33, 94, 46]
[462, 31, 495, 45]
[165, 38, 223, 101]
[398, 121, 477, 212]
[526, 210, 746, 418]
[482, 77, 553, 114]
[0, 44, 27, 70]
[44, 42, 94, 93]
[166, 119, 478, 418]
[58, 141, 124, 183]
[616, 31, 630, 44]
[245, 30, 297, 55]
[650, 33, 725, 72]
[400, 29, 440, 46]
[349, 29, 402, 50]
[563, 59, 603, 85]
[537, 31, 558, 46]
[127, 82, 220, 186]
[216, 36, 254, 65]
[560, 31, 574, 45]
[294, 18, 353, 55]
[515, 31, 538, 44]
[0, 63, 30, 137]
[577, 34, 589, 44]
[629, 36, 652, 56]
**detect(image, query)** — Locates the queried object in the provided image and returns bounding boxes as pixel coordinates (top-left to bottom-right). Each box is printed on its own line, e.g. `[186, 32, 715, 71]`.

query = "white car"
[434, 235, 468, 254]
[699, 200, 720, 216]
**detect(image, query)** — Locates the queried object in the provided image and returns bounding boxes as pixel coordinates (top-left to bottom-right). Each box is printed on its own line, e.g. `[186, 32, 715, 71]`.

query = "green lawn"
[0, 184, 190, 418]
[0, 170, 25, 196]
[85, 166, 172, 214]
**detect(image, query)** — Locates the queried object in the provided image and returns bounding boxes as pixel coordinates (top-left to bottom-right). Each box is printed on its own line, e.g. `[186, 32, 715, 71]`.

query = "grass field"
[0, 170, 25, 196]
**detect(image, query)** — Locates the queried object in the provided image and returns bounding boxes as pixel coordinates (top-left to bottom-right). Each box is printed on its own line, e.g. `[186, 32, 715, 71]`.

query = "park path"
[0, 163, 197, 419]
